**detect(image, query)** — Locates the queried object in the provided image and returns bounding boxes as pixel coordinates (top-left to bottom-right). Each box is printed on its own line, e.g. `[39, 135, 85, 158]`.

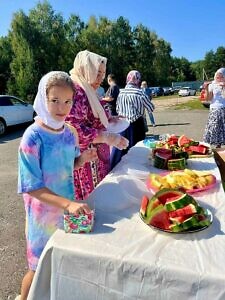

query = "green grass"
[172, 99, 208, 110]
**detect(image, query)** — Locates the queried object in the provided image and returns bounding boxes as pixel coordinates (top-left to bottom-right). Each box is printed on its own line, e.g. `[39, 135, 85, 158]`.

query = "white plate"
[140, 208, 213, 234]
[106, 118, 130, 133]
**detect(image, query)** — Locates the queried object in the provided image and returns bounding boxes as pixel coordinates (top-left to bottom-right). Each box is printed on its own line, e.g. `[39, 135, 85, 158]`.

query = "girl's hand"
[81, 148, 98, 163]
[75, 149, 98, 169]
[65, 202, 91, 214]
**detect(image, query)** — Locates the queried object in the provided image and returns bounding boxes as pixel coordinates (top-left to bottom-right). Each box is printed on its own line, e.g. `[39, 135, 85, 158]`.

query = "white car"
[0, 95, 35, 135]
[178, 87, 196, 97]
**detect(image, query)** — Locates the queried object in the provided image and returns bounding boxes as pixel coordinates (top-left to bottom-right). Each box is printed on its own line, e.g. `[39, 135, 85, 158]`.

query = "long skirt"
[110, 116, 146, 169]
[203, 107, 225, 146]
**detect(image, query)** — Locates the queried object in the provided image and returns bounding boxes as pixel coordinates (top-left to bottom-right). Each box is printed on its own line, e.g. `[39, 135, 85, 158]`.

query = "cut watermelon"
[154, 189, 184, 205]
[149, 208, 170, 230]
[152, 148, 173, 158]
[169, 215, 193, 224]
[165, 193, 196, 211]
[140, 195, 149, 217]
[170, 215, 199, 232]
[140, 188, 211, 233]
[168, 204, 197, 218]
[189, 145, 207, 154]
[177, 135, 193, 147]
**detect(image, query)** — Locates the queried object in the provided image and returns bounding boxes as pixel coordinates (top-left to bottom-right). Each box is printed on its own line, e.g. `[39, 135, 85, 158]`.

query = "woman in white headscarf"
[203, 67, 225, 147]
[66, 50, 128, 200]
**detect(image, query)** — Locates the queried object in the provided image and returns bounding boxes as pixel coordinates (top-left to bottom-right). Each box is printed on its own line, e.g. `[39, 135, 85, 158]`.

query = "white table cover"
[28, 142, 225, 300]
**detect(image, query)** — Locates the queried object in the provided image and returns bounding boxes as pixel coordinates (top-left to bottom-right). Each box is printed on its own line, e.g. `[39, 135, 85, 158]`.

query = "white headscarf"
[214, 68, 225, 81]
[69, 50, 108, 128]
[33, 71, 71, 130]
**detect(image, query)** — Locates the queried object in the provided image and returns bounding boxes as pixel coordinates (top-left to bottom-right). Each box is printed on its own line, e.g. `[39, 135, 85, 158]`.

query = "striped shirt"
[116, 86, 154, 122]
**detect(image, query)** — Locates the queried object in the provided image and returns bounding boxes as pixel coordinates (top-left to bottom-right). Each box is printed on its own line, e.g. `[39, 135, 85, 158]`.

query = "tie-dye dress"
[18, 123, 80, 270]
[66, 83, 110, 200]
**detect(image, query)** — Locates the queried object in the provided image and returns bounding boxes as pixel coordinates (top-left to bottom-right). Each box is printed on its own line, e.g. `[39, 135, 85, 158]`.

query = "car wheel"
[0, 119, 6, 135]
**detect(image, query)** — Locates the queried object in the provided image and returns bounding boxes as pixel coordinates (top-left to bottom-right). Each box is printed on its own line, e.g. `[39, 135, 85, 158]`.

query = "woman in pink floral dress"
[66, 50, 128, 200]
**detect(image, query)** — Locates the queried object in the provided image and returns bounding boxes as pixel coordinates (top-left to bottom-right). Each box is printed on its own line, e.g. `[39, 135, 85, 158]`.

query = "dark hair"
[107, 74, 116, 82]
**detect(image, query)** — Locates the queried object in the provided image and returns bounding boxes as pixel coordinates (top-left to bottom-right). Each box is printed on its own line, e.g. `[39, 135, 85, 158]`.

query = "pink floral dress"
[66, 83, 110, 200]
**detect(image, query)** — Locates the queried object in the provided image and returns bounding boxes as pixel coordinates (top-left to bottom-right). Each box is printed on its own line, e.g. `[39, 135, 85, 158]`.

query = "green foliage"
[0, 0, 225, 100]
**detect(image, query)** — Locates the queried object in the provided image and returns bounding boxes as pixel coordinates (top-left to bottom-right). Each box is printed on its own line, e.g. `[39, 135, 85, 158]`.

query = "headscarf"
[33, 71, 71, 130]
[69, 50, 108, 128]
[214, 68, 225, 82]
[126, 70, 141, 88]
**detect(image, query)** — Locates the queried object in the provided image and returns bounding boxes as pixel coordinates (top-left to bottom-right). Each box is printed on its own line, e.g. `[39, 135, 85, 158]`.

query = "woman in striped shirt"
[111, 70, 154, 168]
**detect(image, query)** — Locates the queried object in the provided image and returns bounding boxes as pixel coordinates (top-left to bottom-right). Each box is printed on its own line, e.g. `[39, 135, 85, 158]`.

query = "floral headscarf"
[126, 70, 141, 88]
[69, 50, 108, 128]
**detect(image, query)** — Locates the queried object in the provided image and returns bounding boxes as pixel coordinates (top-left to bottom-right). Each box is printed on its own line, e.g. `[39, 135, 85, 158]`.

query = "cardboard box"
[213, 149, 225, 182]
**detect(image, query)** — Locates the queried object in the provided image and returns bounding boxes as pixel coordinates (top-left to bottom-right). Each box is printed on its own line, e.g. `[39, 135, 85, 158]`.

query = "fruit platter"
[155, 134, 212, 158]
[147, 134, 213, 170]
[140, 188, 213, 233]
[146, 169, 216, 193]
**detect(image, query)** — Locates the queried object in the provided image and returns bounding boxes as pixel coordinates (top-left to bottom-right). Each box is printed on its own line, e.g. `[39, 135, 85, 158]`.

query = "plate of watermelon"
[140, 189, 213, 233]
[146, 169, 216, 194]
[154, 134, 213, 158]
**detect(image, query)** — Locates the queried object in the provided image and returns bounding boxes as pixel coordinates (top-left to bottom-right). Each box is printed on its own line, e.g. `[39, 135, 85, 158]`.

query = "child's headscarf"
[33, 71, 71, 130]
[126, 70, 141, 88]
[69, 50, 108, 128]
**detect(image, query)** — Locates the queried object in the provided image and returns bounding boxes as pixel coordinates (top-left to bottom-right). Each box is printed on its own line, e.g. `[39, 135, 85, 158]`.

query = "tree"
[0, 36, 12, 93]
[132, 24, 157, 85]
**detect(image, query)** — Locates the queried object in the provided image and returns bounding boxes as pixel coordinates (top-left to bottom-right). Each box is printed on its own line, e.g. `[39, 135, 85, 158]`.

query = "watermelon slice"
[177, 135, 193, 147]
[188, 145, 207, 154]
[140, 195, 149, 217]
[169, 215, 193, 224]
[149, 207, 171, 230]
[168, 204, 197, 218]
[152, 148, 173, 158]
[155, 189, 184, 205]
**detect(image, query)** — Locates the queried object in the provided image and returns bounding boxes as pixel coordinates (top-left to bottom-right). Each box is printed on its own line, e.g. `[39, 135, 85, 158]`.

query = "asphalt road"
[0, 107, 209, 300]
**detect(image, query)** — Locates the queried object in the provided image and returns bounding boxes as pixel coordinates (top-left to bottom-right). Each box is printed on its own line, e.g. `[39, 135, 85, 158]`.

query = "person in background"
[17, 71, 98, 300]
[66, 50, 128, 200]
[141, 80, 156, 127]
[102, 73, 120, 116]
[96, 85, 105, 99]
[111, 70, 154, 168]
[203, 67, 225, 148]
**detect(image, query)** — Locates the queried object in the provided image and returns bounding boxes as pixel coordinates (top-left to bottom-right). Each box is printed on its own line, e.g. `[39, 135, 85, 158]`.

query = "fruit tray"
[140, 208, 213, 234]
[146, 170, 217, 194]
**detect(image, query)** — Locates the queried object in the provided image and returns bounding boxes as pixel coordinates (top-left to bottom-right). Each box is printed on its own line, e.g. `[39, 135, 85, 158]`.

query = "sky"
[0, 0, 225, 62]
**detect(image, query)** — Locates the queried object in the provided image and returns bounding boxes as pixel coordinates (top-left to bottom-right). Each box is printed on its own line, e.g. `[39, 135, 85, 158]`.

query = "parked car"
[150, 87, 164, 97]
[0, 95, 35, 135]
[199, 82, 211, 108]
[178, 87, 196, 97]
[163, 87, 174, 96]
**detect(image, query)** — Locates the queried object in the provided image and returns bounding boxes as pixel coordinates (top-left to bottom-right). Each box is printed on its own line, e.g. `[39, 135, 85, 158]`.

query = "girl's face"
[91, 63, 106, 90]
[215, 72, 225, 83]
[47, 85, 73, 122]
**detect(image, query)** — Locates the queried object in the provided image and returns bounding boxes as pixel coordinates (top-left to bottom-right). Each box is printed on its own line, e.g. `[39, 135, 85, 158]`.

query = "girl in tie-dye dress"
[17, 71, 97, 300]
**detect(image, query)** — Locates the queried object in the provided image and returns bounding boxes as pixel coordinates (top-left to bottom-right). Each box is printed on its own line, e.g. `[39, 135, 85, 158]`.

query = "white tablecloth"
[28, 142, 225, 300]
